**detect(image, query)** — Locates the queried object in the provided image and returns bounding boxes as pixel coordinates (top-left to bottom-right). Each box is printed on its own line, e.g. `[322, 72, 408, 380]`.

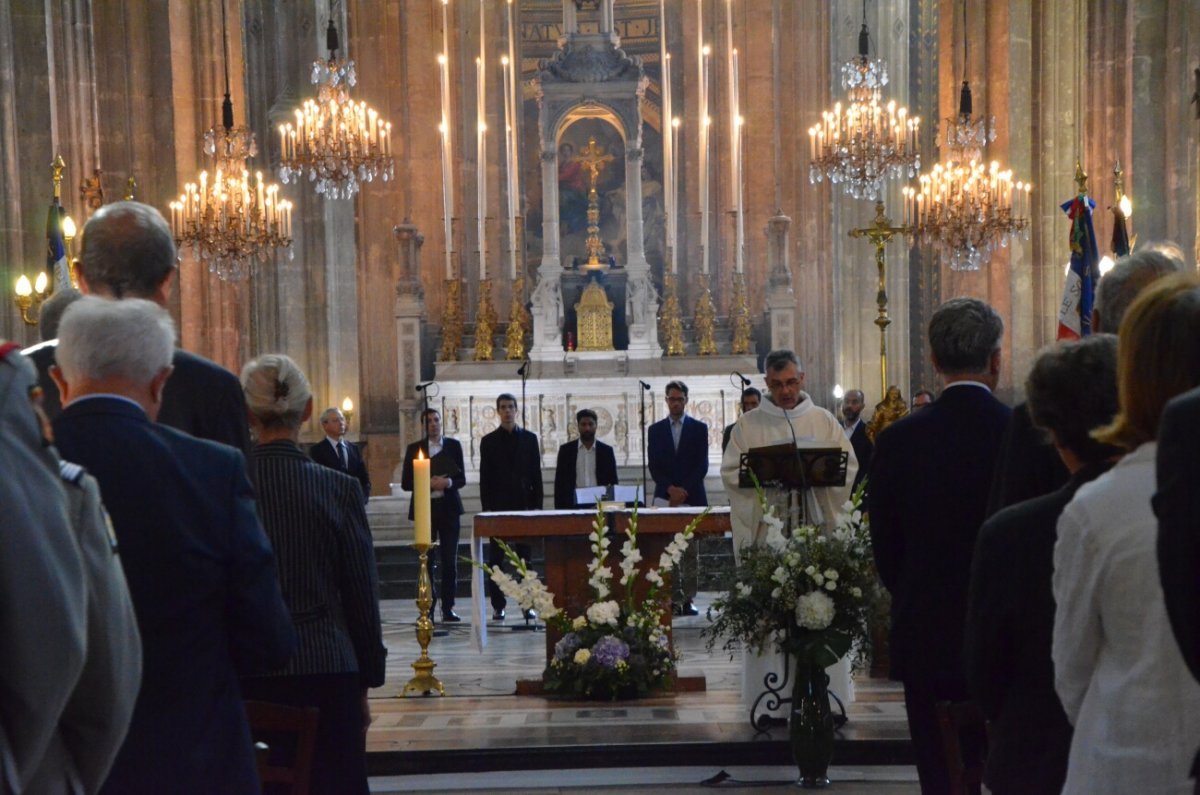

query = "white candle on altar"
[502, 55, 516, 279]
[476, 0, 487, 281]
[413, 450, 432, 546]
[439, 0, 455, 280]
[660, 0, 676, 275]
[506, 0, 521, 280]
[700, 46, 711, 275]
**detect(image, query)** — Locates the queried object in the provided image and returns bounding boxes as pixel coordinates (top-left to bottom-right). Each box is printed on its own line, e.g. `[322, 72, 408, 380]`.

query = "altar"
[470, 506, 732, 689]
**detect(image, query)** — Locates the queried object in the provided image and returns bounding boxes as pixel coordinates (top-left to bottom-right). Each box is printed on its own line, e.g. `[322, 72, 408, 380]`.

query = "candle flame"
[417, 449, 427, 461]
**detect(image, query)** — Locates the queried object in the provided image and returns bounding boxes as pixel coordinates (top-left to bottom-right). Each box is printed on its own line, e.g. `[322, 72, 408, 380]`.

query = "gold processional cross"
[849, 201, 911, 398]
[572, 136, 616, 267]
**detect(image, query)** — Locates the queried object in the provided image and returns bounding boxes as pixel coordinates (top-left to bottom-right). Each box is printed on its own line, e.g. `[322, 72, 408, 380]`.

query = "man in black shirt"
[478, 393, 543, 621]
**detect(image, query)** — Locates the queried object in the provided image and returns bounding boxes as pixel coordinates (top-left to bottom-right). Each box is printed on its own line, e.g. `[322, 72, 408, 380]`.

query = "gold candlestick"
[693, 273, 718, 355]
[659, 270, 685, 356]
[401, 543, 445, 697]
[504, 277, 527, 360]
[439, 279, 465, 361]
[474, 279, 497, 361]
[729, 271, 752, 355]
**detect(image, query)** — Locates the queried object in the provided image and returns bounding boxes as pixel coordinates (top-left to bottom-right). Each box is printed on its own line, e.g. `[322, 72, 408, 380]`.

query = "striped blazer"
[247, 440, 386, 687]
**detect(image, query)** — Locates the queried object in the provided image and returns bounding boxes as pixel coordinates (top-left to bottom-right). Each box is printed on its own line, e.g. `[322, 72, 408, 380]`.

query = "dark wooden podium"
[470, 507, 730, 691]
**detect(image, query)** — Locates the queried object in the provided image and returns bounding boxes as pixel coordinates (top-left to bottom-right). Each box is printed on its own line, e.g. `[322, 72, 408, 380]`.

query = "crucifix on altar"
[572, 136, 616, 271]
[849, 201, 911, 397]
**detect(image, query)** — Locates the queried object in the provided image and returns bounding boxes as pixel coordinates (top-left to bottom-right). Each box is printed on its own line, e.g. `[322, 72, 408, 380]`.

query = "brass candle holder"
[401, 543, 445, 697]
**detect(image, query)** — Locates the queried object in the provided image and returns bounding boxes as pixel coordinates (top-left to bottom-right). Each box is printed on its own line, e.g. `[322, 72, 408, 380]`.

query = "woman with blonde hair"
[1053, 273, 1200, 794]
[239, 354, 386, 795]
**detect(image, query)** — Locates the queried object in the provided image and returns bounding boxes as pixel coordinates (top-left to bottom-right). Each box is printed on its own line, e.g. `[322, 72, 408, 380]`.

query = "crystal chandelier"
[167, 0, 291, 281]
[808, 12, 920, 201]
[278, 21, 394, 200]
[901, 0, 1030, 271]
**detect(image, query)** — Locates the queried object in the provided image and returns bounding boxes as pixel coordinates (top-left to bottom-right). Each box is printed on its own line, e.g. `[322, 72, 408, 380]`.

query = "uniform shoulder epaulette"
[59, 459, 86, 486]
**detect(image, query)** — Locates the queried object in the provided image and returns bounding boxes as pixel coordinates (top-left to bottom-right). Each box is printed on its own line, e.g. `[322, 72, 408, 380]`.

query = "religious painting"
[519, 0, 666, 274]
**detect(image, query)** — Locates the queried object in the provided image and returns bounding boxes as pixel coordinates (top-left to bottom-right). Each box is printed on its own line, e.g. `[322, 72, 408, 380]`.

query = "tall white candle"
[502, 55, 516, 279]
[699, 41, 710, 275]
[660, 0, 676, 274]
[733, 49, 744, 274]
[439, 2, 455, 279]
[413, 450, 431, 546]
[504, 0, 519, 280]
[476, 0, 487, 281]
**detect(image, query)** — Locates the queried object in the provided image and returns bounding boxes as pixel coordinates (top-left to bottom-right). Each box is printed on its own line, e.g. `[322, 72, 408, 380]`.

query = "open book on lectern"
[738, 443, 849, 490]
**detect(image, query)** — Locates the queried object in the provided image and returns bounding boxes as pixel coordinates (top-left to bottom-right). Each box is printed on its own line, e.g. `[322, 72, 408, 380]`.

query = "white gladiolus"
[796, 590, 836, 630]
[586, 600, 620, 627]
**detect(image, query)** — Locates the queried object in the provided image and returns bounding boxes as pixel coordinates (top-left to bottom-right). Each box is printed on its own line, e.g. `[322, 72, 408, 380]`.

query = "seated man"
[554, 408, 618, 509]
[50, 296, 295, 793]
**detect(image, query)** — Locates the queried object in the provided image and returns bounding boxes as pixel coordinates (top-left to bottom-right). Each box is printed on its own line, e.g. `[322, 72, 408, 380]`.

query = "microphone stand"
[519, 360, 530, 429]
[638, 381, 650, 505]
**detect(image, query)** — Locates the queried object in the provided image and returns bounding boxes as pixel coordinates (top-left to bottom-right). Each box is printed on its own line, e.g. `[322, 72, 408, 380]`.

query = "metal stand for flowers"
[749, 667, 847, 733]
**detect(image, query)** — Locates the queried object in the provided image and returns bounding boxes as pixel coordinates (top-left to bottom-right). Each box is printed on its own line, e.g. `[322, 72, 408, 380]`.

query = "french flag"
[1056, 193, 1100, 340]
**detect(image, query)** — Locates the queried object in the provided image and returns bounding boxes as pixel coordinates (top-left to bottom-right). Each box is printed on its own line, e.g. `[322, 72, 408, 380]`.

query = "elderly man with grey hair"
[27, 201, 250, 456]
[50, 296, 295, 793]
[868, 297, 1012, 794]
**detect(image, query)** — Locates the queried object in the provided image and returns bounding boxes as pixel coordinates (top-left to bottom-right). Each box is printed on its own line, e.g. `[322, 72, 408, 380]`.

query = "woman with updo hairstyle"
[1052, 273, 1200, 795]
[239, 354, 386, 795]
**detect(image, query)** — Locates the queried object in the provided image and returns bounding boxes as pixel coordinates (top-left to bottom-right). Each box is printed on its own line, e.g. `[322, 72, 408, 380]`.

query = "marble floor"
[366, 595, 916, 792]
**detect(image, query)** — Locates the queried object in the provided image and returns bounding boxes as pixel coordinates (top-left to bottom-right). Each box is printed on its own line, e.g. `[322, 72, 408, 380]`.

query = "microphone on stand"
[638, 380, 651, 390]
[517, 360, 529, 377]
[733, 371, 752, 387]
[415, 381, 435, 392]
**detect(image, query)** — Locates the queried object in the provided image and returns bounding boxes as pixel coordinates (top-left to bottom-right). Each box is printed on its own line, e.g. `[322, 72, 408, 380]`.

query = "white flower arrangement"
[705, 486, 878, 669]
[483, 500, 711, 700]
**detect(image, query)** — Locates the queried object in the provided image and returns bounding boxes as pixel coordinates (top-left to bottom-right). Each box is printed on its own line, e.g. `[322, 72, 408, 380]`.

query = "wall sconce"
[341, 396, 355, 429]
[14, 271, 50, 326]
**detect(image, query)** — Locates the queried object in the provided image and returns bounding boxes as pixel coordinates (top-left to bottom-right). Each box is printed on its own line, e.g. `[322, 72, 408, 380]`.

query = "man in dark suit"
[311, 406, 371, 503]
[479, 393, 543, 621]
[554, 408, 619, 509]
[401, 408, 466, 622]
[721, 387, 761, 452]
[20, 286, 80, 419]
[26, 201, 250, 456]
[966, 335, 1120, 795]
[49, 296, 295, 794]
[842, 388, 872, 492]
[648, 380, 709, 615]
[868, 297, 1011, 794]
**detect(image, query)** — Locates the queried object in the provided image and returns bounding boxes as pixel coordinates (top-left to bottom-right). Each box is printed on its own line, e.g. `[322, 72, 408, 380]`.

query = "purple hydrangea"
[554, 632, 582, 661]
[590, 635, 631, 668]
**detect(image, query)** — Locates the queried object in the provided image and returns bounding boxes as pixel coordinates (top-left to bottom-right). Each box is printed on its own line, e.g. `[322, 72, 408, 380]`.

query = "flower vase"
[789, 660, 834, 788]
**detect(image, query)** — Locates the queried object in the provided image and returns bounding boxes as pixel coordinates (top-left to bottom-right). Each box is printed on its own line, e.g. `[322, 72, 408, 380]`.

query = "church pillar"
[530, 144, 564, 360]
[395, 222, 426, 456]
[623, 145, 660, 357]
[765, 213, 795, 353]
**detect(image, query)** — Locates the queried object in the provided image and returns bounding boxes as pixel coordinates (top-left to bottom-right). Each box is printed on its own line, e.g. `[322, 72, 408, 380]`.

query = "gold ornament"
[439, 279, 465, 361]
[693, 273, 718, 355]
[474, 279, 497, 361]
[730, 271, 753, 355]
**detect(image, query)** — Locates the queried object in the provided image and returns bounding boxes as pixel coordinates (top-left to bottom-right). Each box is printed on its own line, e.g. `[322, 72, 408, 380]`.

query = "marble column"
[765, 213, 795, 353]
[395, 222, 426, 458]
[623, 144, 661, 358]
[530, 144, 564, 360]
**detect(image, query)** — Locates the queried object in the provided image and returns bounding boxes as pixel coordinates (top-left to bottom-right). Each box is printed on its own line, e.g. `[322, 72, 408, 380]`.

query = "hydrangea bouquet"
[484, 502, 709, 700]
[704, 486, 877, 669]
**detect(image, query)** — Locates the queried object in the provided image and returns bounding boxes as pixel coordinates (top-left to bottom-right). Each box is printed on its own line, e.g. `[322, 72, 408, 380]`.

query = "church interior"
[3, 0, 1199, 792]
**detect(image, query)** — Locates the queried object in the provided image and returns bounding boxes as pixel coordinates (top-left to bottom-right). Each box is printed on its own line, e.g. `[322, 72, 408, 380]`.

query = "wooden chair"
[935, 700, 989, 795]
[244, 700, 320, 795]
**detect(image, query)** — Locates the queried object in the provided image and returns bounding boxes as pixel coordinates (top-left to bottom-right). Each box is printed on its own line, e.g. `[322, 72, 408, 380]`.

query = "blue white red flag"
[1056, 193, 1100, 340]
[46, 200, 69, 292]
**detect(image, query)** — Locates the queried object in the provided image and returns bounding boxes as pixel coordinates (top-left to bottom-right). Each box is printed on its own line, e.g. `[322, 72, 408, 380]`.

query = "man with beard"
[554, 408, 619, 509]
[842, 389, 872, 491]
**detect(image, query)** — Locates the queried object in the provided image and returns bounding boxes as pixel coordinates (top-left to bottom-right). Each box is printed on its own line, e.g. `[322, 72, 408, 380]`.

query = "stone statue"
[866, 385, 909, 443]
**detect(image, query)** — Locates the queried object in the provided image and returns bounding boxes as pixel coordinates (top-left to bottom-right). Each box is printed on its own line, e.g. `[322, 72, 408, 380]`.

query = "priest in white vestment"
[721, 349, 858, 720]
